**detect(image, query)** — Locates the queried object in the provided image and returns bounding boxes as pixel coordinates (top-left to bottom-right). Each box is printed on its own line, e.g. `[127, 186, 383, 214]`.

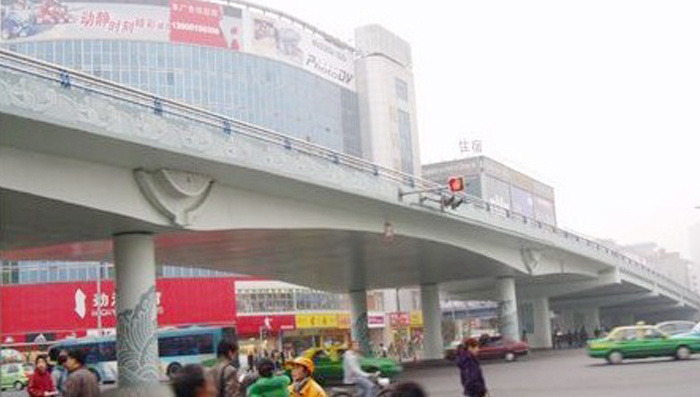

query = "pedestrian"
[173, 364, 216, 397]
[28, 355, 58, 397]
[521, 330, 528, 343]
[390, 382, 427, 397]
[246, 358, 290, 397]
[288, 357, 326, 397]
[457, 338, 488, 397]
[52, 350, 69, 396]
[246, 349, 255, 373]
[210, 340, 241, 397]
[579, 327, 589, 348]
[377, 343, 385, 358]
[63, 348, 100, 397]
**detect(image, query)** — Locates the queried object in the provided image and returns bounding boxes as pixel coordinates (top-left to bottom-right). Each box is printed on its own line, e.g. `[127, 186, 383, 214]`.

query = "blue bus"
[48, 326, 237, 383]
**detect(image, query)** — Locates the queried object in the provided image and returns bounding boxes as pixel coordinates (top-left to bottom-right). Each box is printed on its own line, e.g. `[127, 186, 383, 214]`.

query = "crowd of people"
[26, 348, 101, 397]
[551, 326, 606, 349]
[171, 340, 429, 397]
[21, 339, 438, 397]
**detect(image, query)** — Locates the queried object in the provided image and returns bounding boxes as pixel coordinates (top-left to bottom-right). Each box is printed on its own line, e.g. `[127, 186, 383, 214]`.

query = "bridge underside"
[1, 188, 513, 292]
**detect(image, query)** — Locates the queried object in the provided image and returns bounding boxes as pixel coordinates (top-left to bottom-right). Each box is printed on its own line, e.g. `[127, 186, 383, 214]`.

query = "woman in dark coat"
[457, 338, 488, 397]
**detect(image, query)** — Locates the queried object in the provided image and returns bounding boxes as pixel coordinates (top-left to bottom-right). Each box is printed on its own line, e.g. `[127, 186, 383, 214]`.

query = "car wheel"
[504, 352, 516, 362]
[607, 351, 623, 365]
[167, 363, 183, 379]
[14, 381, 24, 391]
[675, 346, 691, 360]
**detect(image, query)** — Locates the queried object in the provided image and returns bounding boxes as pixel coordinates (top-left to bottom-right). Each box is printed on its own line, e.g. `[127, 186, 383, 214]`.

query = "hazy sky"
[258, 0, 700, 257]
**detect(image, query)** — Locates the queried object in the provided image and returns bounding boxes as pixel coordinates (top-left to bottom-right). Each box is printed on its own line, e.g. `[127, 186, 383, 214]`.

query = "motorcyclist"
[288, 357, 326, 397]
[343, 341, 375, 397]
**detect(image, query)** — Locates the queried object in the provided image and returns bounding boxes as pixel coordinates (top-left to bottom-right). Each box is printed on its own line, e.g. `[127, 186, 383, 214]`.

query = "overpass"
[1, 49, 698, 385]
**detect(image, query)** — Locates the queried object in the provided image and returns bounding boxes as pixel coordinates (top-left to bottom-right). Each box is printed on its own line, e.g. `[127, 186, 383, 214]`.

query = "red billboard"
[0, 277, 237, 340]
[236, 315, 296, 336]
[169, 0, 242, 49]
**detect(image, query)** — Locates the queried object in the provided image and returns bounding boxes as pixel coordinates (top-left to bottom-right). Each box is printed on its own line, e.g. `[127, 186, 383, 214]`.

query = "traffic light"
[448, 176, 465, 193]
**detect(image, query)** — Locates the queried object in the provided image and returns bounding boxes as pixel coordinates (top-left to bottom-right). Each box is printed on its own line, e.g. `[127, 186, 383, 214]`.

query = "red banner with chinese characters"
[236, 315, 296, 336]
[0, 277, 237, 338]
[169, 0, 241, 49]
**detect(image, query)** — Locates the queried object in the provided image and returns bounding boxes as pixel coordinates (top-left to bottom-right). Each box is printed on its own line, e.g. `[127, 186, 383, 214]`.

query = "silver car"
[656, 321, 697, 336]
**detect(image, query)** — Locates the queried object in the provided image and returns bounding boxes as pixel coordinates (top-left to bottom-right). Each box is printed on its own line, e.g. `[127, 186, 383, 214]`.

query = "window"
[644, 328, 664, 340]
[98, 341, 117, 361]
[397, 110, 414, 174]
[395, 78, 409, 101]
[159, 334, 214, 357]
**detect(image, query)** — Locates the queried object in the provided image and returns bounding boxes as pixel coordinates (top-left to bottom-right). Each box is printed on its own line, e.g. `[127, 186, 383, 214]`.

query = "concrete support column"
[114, 232, 159, 387]
[582, 307, 601, 333]
[496, 276, 520, 341]
[532, 297, 552, 349]
[349, 290, 370, 355]
[420, 284, 444, 360]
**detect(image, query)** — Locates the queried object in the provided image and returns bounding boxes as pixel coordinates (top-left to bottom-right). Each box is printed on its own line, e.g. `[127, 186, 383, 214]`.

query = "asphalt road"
[396, 349, 700, 397]
[4, 349, 699, 396]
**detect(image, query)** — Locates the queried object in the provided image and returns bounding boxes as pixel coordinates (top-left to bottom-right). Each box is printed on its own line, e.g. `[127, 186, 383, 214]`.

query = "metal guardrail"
[0, 48, 698, 307]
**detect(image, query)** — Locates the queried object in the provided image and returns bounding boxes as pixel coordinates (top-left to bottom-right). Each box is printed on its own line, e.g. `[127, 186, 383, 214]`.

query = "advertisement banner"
[389, 312, 410, 329]
[248, 12, 355, 90]
[295, 313, 339, 329]
[337, 313, 351, 329]
[410, 311, 423, 327]
[0, 277, 237, 336]
[0, 1, 355, 89]
[368, 314, 385, 329]
[0, 1, 169, 42]
[169, 0, 241, 50]
[236, 314, 295, 336]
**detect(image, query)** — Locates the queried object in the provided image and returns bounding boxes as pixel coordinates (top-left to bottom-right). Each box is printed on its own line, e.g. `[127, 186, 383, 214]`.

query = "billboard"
[0, 277, 237, 336]
[0, 0, 355, 89]
[0, 0, 169, 42]
[295, 313, 340, 329]
[236, 314, 295, 336]
[248, 12, 355, 89]
[169, 0, 242, 50]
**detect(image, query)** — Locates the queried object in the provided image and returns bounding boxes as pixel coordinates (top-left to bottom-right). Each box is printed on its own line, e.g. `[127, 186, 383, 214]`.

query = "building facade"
[422, 156, 557, 225]
[0, 0, 419, 174]
[1, 262, 429, 356]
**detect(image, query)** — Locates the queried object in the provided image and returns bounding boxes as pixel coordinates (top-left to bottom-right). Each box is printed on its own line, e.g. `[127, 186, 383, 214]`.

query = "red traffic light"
[448, 176, 465, 193]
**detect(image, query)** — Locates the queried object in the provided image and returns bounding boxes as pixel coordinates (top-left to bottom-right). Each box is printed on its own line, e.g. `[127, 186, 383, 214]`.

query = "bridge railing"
[1, 48, 698, 308]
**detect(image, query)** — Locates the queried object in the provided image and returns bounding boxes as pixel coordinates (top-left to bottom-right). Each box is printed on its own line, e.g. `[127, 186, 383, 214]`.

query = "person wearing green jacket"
[247, 358, 290, 397]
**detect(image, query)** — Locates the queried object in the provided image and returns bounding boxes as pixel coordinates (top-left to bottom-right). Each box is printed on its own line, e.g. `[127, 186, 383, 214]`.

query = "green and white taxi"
[588, 324, 700, 364]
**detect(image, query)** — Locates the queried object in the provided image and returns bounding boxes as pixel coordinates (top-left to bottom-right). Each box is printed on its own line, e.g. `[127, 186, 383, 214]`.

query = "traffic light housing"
[448, 176, 465, 193]
[441, 193, 465, 210]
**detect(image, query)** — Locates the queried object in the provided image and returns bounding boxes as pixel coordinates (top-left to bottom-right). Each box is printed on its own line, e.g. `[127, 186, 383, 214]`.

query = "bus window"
[159, 333, 215, 357]
[99, 342, 117, 362]
[222, 327, 237, 343]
